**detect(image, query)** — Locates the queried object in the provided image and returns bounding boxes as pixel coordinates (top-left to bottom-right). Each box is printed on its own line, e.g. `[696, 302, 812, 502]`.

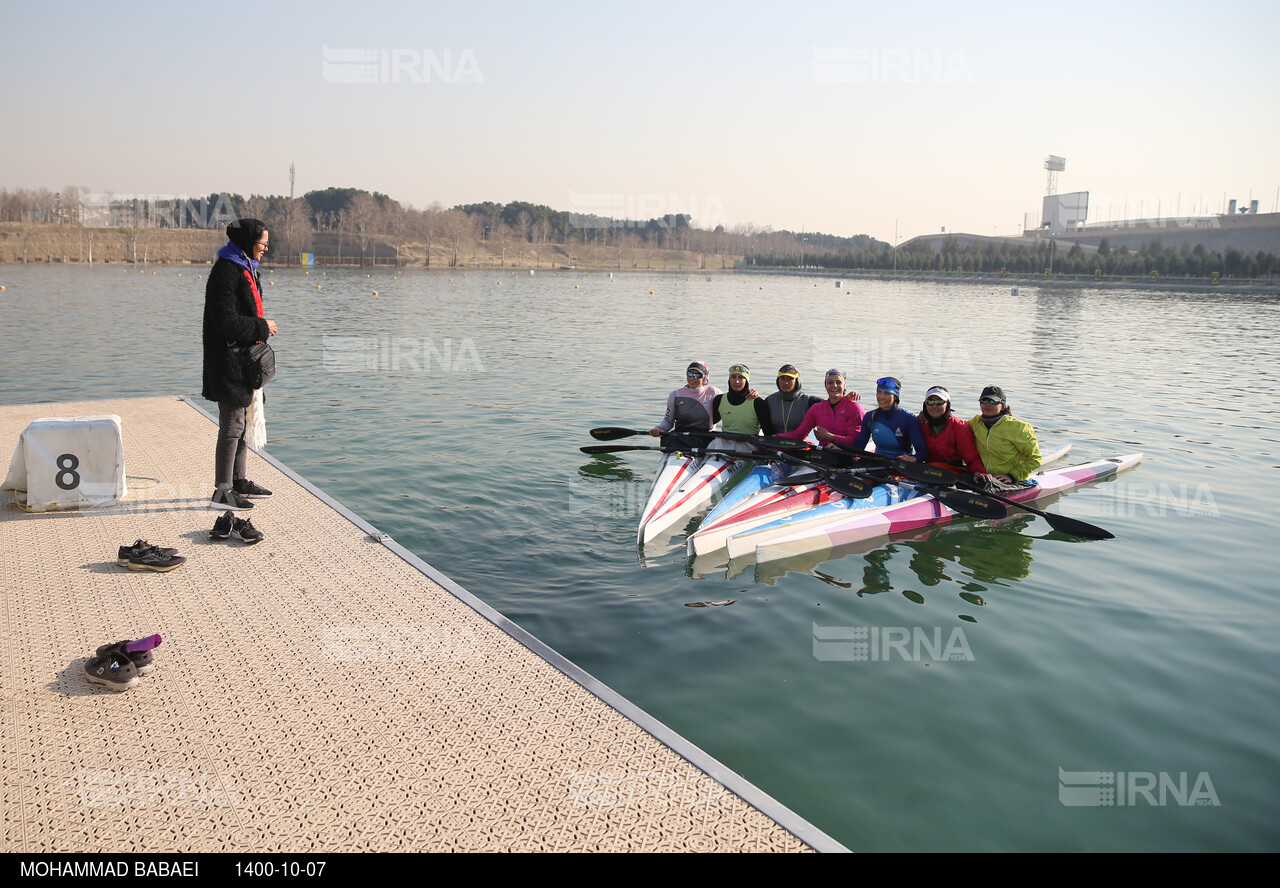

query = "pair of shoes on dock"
[84, 634, 162, 692]
[117, 539, 186, 572]
[209, 479, 272, 511]
[210, 510, 264, 545]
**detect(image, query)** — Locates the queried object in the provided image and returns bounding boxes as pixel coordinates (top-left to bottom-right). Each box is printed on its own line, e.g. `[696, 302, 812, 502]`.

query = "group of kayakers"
[650, 362, 1042, 488]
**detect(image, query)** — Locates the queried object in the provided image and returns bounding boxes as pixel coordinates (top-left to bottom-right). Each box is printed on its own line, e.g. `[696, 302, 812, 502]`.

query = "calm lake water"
[2, 264, 1277, 851]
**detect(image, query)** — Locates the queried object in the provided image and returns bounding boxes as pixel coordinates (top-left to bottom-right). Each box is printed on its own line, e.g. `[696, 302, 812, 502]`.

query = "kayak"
[688, 477, 847, 557]
[698, 460, 791, 529]
[752, 452, 1142, 563]
[637, 451, 704, 544]
[639, 453, 749, 545]
[722, 482, 914, 560]
[694, 443, 1070, 559]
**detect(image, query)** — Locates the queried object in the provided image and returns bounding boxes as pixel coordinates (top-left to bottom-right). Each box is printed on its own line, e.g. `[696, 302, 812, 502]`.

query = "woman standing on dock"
[202, 218, 278, 511]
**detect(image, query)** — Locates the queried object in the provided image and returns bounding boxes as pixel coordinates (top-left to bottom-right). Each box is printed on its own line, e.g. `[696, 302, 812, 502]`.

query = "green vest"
[719, 395, 761, 435]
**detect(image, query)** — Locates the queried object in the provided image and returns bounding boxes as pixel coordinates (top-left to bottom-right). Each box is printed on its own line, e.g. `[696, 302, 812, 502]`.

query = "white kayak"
[638, 452, 749, 546]
[637, 450, 704, 544]
[753, 451, 1141, 564]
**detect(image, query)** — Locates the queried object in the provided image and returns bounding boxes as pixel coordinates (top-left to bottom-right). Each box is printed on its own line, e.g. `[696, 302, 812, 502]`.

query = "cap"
[728, 363, 750, 381]
[979, 385, 1006, 403]
[924, 386, 950, 402]
[686, 361, 709, 378]
[777, 364, 800, 379]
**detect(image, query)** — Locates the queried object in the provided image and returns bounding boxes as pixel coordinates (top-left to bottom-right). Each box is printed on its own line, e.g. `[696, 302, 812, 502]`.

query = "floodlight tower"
[1045, 155, 1066, 196]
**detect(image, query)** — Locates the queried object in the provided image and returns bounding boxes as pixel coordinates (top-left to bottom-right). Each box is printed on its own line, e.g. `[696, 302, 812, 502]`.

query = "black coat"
[202, 256, 270, 408]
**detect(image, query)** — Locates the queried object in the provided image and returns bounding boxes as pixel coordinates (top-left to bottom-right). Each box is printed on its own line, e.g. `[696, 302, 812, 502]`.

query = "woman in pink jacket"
[780, 369, 866, 448]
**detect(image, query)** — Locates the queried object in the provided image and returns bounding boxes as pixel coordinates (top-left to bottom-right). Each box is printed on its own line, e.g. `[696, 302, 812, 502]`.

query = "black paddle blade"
[796, 449, 847, 469]
[1041, 512, 1114, 540]
[580, 444, 662, 455]
[589, 427, 645, 441]
[894, 461, 954, 484]
[759, 435, 809, 450]
[783, 470, 825, 486]
[827, 473, 874, 499]
[933, 488, 1008, 519]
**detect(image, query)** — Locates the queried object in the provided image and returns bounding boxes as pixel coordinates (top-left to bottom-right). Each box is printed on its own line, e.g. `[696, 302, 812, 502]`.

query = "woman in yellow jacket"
[968, 385, 1042, 484]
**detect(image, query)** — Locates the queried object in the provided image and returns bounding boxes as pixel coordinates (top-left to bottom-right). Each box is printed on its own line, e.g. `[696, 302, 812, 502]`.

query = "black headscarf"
[226, 218, 267, 254]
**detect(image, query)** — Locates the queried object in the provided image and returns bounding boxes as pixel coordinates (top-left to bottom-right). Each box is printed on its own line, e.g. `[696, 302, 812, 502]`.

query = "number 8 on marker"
[55, 453, 80, 490]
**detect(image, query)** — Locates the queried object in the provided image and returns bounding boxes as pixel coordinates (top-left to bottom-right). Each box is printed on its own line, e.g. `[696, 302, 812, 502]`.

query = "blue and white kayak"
[698, 460, 790, 528]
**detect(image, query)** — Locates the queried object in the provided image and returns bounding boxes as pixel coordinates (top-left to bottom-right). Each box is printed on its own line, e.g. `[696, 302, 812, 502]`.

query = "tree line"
[1, 185, 888, 268]
[753, 236, 1280, 280]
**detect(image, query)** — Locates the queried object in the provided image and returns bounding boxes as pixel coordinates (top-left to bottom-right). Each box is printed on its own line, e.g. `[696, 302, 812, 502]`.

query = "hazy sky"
[3, 0, 1277, 243]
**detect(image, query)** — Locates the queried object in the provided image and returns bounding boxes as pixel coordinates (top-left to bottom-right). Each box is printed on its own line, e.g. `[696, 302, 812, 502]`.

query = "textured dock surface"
[0, 397, 842, 852]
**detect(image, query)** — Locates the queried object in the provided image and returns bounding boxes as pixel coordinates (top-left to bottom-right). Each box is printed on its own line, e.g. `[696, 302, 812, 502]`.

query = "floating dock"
[0, 397, 846, 852]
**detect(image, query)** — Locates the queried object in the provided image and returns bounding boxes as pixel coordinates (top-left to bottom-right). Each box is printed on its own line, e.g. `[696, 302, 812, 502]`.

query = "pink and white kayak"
[687, 478, 847, 556]
[715, 443, 1073, 560]
[752, 452, 1142, 563]
[639, 453, 748, 545]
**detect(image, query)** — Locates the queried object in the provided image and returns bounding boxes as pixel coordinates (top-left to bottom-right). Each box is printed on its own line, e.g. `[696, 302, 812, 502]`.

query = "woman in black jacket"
[203, 218, 278, 510]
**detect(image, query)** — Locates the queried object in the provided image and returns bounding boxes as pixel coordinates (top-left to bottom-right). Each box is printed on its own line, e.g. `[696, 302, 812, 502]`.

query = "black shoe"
[210, 510, 234, 540]
[116, 540, 178, 567]
[230, 516, 264, 545]
[95, 635, 162, 677]
[127, 550, 187, 572]
[211, 487, 253, 511]
[233, 479, 273, 498]
[84, 651, 139, 691]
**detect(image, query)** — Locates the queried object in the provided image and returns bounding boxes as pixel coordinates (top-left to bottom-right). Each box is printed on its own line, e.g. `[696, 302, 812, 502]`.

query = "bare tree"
[278, 197, 312, 265]
[241, 196, 269, 220]
[347, 193, 381, 266]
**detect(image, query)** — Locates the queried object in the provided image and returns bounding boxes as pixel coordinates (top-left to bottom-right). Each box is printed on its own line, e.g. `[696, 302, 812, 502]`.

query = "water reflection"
[732, 512, 1047, 612]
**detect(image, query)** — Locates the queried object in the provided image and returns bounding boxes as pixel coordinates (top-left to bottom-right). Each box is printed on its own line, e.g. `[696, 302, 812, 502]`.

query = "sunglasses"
[979, 397, 1002, 405]
[875, 377, 899, 389]
[687, 371, 704, 379]
[924, 398, 947, 406]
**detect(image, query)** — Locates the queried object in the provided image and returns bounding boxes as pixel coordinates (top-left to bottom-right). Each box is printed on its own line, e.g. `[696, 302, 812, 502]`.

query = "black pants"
[215, 402, 249, 488]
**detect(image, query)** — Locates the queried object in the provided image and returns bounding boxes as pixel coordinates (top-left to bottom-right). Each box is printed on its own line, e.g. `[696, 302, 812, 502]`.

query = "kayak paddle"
[954, 480, 1114, 540]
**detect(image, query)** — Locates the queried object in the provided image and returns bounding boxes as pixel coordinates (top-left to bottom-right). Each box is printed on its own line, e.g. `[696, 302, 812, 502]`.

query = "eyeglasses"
[876, 377, 898, 389]
[979, 397, 1002, 405]
[924, 398, 947, 406]
[686, 371, 704, 379]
